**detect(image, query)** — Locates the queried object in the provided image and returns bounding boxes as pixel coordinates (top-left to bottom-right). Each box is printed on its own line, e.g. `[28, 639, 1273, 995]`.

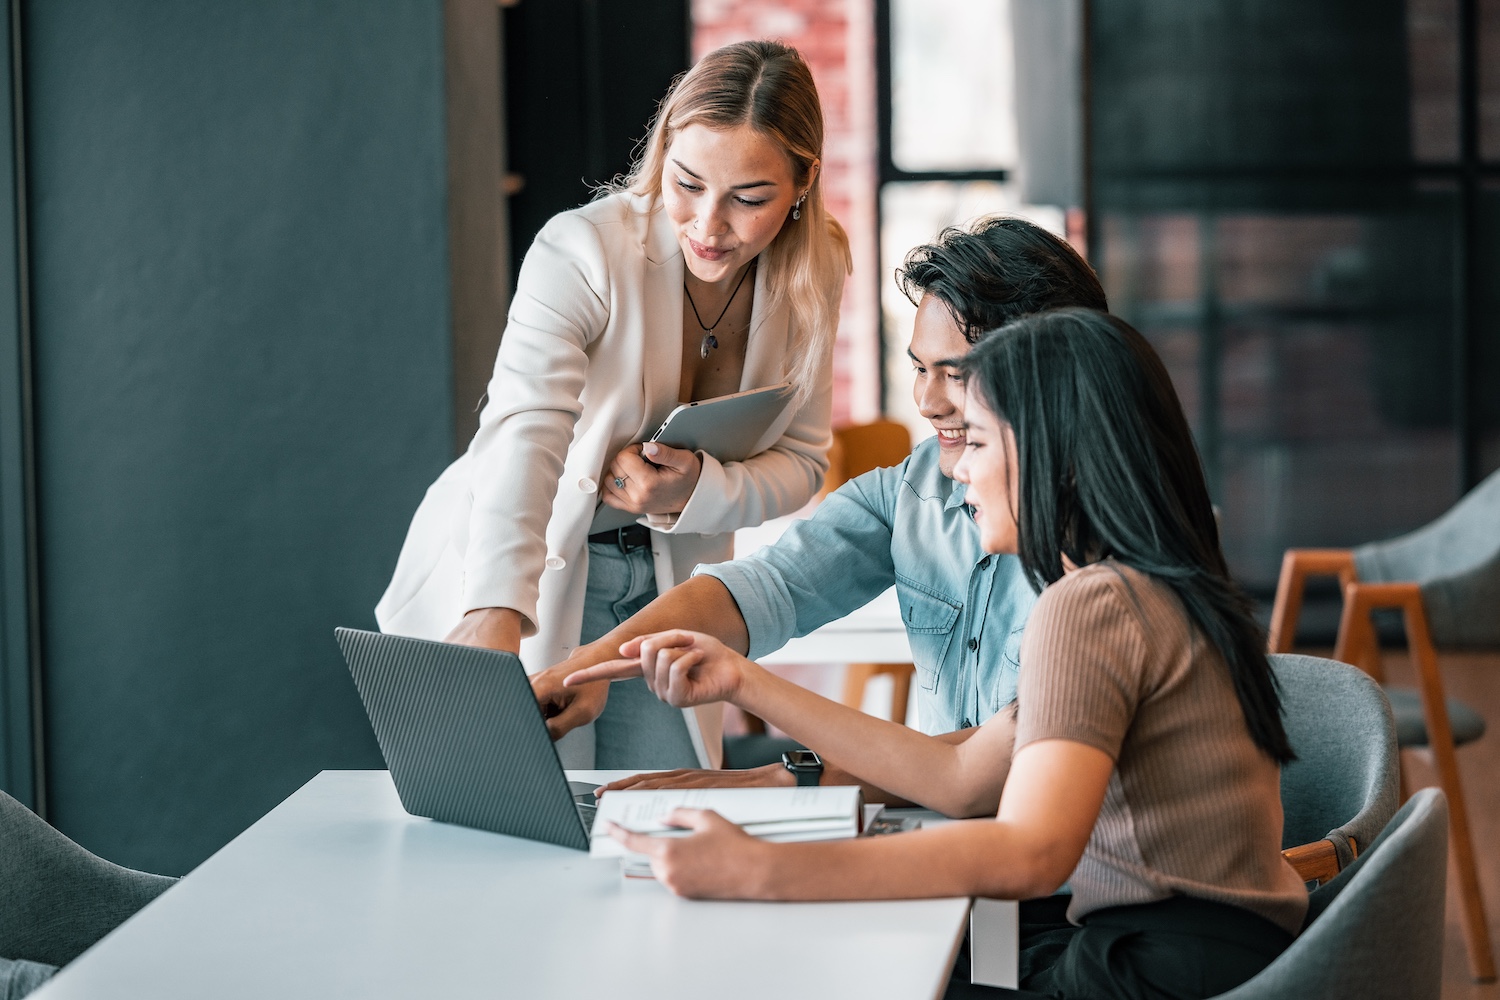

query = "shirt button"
[978, 556, 990, 569]
[545, 556, 566, 571]
[578, 477, 597, 494]
[962, 718, 972, 729]
[967, 637, 978, 651]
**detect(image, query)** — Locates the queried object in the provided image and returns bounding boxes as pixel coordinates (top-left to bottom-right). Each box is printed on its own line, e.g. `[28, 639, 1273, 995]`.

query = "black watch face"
[785, 749, 821, 769]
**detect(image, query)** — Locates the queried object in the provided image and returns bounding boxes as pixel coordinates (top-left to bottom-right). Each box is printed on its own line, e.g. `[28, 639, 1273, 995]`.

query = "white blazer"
[375, 192, 836, 767]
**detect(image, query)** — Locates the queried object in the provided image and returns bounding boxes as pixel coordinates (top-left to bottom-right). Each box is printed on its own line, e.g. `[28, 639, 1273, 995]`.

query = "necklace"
[684, 262, 754, 360]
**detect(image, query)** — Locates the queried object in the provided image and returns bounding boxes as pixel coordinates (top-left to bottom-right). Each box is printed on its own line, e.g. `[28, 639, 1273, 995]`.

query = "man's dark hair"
[958, 308, 1293, 764]
[897, 217, 1107, 344]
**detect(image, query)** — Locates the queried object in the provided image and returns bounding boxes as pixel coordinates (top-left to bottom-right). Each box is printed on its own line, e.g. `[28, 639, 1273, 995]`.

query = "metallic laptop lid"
[335, 628, 590, 851]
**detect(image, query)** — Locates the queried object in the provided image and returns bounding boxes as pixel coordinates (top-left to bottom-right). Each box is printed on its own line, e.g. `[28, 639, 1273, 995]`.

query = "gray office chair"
[1213, 787, 1449, 1000]
[0, 789, 176, 993]
[1272, 654, 1399, 880]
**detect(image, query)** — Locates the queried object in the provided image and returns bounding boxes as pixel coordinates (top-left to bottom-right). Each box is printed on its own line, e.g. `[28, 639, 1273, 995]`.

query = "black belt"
[587, 523, 652, 552]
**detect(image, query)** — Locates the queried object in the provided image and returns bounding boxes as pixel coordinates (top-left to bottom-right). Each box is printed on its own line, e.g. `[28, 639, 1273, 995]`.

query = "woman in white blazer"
[376, 41, 850, 770]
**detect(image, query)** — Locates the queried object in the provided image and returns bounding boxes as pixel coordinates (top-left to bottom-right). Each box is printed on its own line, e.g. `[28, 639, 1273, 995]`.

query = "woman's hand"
[597, 764, 790, 795]
[564, 629, 753, 708]
[601, 442, 701, 516]
[608, 809, 771, 898]
[443, 607, 523, 654]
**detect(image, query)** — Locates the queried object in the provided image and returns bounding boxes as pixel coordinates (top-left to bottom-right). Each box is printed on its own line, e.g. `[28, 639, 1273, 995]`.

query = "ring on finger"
[613, 475, 629, 489]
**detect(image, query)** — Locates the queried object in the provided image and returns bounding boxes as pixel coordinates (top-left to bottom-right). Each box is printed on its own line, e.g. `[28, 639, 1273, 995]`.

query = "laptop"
[334, 627, 598, 851]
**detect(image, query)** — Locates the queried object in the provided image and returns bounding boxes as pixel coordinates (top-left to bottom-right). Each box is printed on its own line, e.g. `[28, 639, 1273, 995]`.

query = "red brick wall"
[692, 0, 880, 426]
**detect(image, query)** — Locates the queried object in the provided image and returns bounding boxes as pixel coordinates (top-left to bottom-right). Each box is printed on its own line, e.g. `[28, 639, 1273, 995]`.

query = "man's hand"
[444, 607, 522, 654]
[596, 764, 791, 795]
[565, 630, 751, 708]
[531, 663, 610, 739]
[601, 442, 701, 515]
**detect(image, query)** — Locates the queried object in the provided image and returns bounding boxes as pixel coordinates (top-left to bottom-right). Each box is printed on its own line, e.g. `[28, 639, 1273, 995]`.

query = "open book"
[589, 786, 866, 875]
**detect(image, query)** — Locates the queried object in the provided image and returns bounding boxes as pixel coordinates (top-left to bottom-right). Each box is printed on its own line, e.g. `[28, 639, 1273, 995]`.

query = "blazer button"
[578, 477, 597, 494]
[545, 556, 566, 571]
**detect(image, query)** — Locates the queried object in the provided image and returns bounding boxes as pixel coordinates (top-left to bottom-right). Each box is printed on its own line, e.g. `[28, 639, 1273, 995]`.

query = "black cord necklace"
[684, 261, 755, 360]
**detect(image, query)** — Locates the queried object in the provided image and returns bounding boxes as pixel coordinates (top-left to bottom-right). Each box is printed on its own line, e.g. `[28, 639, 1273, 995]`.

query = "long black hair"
[897, 217, 1108, 343]
[959, 308, 1294, 763]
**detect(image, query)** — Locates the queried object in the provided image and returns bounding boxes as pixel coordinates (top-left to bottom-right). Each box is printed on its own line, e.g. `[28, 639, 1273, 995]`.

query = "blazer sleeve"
[662, 277, 841, 537]
[460, 210, 611, 635]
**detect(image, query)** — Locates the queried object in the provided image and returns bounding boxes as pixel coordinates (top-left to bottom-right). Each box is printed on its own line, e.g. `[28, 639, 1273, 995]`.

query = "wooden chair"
[824, 420, 915, 723]
[1268, 469, 1500, 981]
[1272, 653, 1398, 894]
[1217, 789, 1449, 1000]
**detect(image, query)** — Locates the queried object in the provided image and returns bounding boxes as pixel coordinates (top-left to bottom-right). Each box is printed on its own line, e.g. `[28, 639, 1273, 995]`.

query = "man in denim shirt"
[534, 218, 1107, 800]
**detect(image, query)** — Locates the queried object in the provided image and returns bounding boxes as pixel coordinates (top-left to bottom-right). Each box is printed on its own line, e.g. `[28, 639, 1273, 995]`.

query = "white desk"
[35, 770, 970, 1000]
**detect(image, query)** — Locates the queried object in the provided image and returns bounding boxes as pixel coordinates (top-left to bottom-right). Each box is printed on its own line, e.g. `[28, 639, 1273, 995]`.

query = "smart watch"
[781, 749, 823, 787]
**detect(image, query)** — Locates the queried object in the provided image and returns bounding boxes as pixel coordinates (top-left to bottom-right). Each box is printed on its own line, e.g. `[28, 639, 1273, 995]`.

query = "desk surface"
[36, 770, 969, 1000]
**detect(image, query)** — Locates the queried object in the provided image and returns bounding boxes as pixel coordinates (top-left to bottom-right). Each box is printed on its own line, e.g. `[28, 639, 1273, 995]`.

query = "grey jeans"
[551, 539, 702, 771]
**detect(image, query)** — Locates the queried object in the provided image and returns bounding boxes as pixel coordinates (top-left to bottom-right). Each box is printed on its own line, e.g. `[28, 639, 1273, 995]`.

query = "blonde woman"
[377, 41, 850, 770]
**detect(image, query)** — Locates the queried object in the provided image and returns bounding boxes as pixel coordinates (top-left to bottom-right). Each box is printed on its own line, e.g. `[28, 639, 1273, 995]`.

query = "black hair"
[959, 308, 1294, 764]
[897, 217, 1108, 344]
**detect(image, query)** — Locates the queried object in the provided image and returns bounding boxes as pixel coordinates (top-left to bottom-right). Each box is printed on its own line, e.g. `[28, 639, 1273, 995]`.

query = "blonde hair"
[612, 40, 852, 400]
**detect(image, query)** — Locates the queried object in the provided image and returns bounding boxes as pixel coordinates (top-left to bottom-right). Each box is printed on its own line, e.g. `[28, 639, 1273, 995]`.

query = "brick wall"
[692, 0, 880, 426]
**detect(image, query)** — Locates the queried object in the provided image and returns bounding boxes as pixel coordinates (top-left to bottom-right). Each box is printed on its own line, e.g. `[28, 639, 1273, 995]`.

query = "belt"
[587, 523, 652, 552]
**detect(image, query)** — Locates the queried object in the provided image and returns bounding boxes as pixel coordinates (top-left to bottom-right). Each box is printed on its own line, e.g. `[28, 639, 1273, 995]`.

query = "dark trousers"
[946, 895, 1293, 1000]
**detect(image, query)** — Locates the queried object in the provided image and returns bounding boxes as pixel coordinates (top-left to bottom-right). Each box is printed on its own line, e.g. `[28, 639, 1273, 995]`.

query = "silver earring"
[792, 194, 806, 221]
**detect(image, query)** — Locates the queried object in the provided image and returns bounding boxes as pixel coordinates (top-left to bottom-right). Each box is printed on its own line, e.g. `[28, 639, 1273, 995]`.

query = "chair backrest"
[1272, 654, 1399, 866]
[823, 419, 911, 495]
[1353, 466, 1500, 646]
[1213, 788, 1448, 1000]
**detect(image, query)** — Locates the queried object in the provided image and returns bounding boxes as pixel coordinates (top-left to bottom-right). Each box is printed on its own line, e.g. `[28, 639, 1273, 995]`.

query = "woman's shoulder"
[1031, 560, 1175, 637]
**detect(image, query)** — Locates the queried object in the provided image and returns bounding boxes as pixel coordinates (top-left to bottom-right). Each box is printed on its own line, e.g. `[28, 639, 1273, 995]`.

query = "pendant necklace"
[685, 261, 755, 360]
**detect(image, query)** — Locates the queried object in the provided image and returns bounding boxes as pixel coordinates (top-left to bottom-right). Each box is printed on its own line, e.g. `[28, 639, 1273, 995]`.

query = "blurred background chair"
[0, 790, 177, 996]
[824, 420, 915, 725]
[1214, 787, 1449, 1000]
[1272, 654, 1399, 887]
[1267, 467, 1500, 980]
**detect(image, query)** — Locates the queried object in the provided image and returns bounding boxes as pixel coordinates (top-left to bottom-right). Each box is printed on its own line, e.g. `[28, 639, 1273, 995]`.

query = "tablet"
[648, 382, 796, 463]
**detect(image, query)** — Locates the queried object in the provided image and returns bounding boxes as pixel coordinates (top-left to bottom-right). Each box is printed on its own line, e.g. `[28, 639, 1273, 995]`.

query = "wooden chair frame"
[1284, 836, 1357, 887]
[1270, 549, 1496, 981]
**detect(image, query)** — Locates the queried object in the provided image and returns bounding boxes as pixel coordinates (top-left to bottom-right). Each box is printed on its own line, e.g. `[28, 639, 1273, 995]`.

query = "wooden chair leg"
[843, 663, 915, 725]
[842, 663, 877, 713]
[1401, 587, 1495, 982]
[1334, 581, 1387, 682]
[1268, 549, 1356, 654]
[1343, 582, 1495, 981]
[887, 665, 913, 726]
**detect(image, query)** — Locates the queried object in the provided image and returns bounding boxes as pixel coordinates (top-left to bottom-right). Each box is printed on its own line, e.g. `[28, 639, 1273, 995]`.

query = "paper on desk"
[589, 785, 864, 858]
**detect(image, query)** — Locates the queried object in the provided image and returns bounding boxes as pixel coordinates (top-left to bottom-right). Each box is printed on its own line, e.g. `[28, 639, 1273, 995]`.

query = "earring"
[792, 193, 806, 221]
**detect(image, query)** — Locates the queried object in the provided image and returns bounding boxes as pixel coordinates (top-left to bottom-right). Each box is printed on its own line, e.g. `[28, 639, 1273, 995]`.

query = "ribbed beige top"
[1014, 560, 1309, 935]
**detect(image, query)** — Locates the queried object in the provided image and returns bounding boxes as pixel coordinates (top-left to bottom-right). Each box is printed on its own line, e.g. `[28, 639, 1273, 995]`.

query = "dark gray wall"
[22, 0, 455, 873]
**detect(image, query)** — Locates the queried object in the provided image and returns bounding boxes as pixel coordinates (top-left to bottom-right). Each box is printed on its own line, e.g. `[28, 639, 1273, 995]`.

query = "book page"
[589, 785, 862, 858]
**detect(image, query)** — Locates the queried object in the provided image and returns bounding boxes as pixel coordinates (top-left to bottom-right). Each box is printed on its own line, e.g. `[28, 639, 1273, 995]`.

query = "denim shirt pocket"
[895, 573, 962, 692]
[992, 625, 1025, 714]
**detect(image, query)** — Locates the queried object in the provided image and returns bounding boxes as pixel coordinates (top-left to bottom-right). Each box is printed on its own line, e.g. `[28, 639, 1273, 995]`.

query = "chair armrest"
[1283, 836, 1357, 886]
[1269, 549, 1356, 653]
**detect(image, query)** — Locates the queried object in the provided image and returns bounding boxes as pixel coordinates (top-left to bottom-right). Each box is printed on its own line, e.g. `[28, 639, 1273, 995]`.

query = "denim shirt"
[695, 436, 1038, 734]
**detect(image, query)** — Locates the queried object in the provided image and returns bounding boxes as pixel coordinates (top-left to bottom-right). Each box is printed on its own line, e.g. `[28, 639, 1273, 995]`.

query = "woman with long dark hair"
[569, 308, 1306, 999]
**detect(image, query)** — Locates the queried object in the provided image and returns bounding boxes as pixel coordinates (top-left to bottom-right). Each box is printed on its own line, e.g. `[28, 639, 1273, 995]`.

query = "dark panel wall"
[0, 3, 41, 809]
[23, 1, 453, 873]
[502, 0, 689, 284]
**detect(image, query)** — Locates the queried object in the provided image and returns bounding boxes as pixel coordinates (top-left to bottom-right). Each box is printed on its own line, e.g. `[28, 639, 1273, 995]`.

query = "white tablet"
[648, 382, 797, 463]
